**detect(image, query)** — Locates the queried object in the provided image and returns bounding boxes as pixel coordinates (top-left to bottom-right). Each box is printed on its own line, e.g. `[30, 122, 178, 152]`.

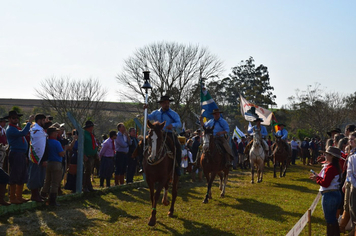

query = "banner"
[233, 126, 246, 143]
[240, 95, 273, 126]
[201, 82, 218, 120]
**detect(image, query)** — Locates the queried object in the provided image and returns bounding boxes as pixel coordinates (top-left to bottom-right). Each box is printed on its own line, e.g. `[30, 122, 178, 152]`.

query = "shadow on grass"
[218, 197, 302, 223]
[273, 182, 316, 194]
[0, 202, 94, 235]
[85, 193, 141, 223]
[154, 217, 236, 236]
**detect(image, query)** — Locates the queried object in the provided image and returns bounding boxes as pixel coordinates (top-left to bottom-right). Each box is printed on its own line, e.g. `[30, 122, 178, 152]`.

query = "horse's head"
[202, 125, 214, 151]
[147, 120, 166, 160]
[253, 128, 261, 146]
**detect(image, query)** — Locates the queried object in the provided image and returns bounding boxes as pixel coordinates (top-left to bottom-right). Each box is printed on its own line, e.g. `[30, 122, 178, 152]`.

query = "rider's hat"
[211, 109, 223, 114]
[253, 117, 263, 122]
[157, 95, 174, 103]
[327, 127, 341, 137]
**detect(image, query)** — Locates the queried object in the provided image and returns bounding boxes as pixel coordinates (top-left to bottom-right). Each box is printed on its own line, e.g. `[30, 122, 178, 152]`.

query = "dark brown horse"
[272, 135, 289, 178]
[134, 120, 179, 226]
[200, 125, 229, 203]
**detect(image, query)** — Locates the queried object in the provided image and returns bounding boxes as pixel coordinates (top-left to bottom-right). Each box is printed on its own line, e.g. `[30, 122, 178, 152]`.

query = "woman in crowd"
[310, 146, 342, 235]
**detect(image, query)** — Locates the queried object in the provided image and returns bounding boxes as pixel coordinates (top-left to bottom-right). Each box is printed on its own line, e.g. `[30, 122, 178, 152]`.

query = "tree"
[116, 42, 224, 123]
[228, 57, 276, 107]
[36, 77, 108, 129]
[287, 83, 348, 140]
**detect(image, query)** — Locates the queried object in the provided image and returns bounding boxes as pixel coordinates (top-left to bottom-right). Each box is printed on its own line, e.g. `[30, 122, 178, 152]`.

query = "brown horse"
[200, 125, 229, 204]
[272, 135, 289, 178]
[134, 120, 179, 226]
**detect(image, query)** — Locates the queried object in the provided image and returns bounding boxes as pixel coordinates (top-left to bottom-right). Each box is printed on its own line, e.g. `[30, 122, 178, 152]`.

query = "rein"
[147, 131, 169, 166]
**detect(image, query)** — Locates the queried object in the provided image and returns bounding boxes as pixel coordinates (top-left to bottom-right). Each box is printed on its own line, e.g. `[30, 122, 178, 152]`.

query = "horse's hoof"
[220, 194, 225, 198]
[148, 217, 156, 226]
[251, 181, 254, 184]
[203, 198, 209, 204]
[162, 200, 169, 206]
[168, 211, 173, 217]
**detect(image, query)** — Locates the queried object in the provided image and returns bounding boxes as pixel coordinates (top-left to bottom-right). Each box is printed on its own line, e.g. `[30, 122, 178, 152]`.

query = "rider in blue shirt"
[272, 124, 291, 157]
[200, 109, 234, 167]
[274, 124, 288, 140]
[146, 95, 182, 175]
[244, 117, 269, 157]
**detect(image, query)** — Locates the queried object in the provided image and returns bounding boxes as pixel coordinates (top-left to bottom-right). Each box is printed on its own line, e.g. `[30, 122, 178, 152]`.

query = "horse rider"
[144, 95, 182, 176]
[244, 117, 269, 157]
[272, 123, 291, 156]
[199, 109, 234, 168]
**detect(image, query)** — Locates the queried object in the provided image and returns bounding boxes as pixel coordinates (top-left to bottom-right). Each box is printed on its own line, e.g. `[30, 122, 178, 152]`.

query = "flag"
[248, 122, 253, 133]
[201, 82, 218, 120]
[240, 95, 273, 126]
[233, 126, 246, 143]
[272, 113, 280, 132]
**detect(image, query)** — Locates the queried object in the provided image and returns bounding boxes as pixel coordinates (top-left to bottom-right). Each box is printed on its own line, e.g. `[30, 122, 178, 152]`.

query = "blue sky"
[1, 1, 355, 108]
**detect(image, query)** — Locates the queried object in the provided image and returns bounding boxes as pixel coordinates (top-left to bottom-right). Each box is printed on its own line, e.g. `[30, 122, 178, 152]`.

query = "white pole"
[143, 92, 148, 151]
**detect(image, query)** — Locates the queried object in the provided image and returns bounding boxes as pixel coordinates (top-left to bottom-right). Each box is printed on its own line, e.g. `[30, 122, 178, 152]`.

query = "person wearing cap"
[310, 146, 342, 235]
[145, 95, 182, 175]
[41, 126, 65, 206]
[244, 117, 269, 158]
[5, 110, 34, 204]
[200, 109, 234, 168]
[27, 113, 47, 202]
[83, 120, 98, 192]
[0, 117, 8, 145]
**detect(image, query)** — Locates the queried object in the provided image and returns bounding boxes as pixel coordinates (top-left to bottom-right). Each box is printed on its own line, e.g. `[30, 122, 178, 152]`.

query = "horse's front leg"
[162, 183, 169, 206]
[221, 172, 228, 197]
[218, 172, 223, 191]
[282, 160, 287, 177]
[203, 172, 210, 203]
[250, 160, 255, 184]
[168, 175, 179, 217]
[148, 183, 164, 226]
[273, 160, 277, 178]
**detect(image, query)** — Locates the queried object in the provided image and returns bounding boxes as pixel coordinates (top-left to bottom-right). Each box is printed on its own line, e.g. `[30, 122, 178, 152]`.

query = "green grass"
[0, 160, 333, 235]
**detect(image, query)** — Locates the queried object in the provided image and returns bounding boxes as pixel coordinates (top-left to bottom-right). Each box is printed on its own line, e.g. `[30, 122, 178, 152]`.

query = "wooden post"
[308, 209, 311, 236]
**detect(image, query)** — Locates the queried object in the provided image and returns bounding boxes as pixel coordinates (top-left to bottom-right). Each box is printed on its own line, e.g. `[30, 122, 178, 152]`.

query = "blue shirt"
[6, 123, 31, 152]
[204, 117, 229, 137]
[115, 131, 131, 153]
[248, 125, 268, 138]
[47, 139, 64, 162]
[275, 128, 288, 140]
[148, 108, 182, 132]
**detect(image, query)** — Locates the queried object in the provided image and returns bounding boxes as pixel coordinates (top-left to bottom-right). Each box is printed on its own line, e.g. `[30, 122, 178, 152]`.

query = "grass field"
[0, 160, 334, 236]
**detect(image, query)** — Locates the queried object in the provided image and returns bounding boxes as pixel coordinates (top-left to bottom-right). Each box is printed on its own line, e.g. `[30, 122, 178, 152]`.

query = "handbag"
[68, 164, 77, 175]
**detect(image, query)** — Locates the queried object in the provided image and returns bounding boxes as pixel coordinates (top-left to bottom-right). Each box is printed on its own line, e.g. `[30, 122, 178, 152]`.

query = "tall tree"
[228, 57, 276, 107]
[116, 42, 224, 122]
[36, 77, 107, 129]
[287, 83, 348, 140]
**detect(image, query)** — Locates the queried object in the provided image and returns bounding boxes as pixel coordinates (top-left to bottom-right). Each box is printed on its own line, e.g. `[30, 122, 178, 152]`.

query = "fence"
[286, 192, 321, 236]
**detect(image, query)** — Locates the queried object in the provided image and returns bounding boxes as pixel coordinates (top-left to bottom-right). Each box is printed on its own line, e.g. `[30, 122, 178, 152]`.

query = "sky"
[1, 1, 355, 108]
